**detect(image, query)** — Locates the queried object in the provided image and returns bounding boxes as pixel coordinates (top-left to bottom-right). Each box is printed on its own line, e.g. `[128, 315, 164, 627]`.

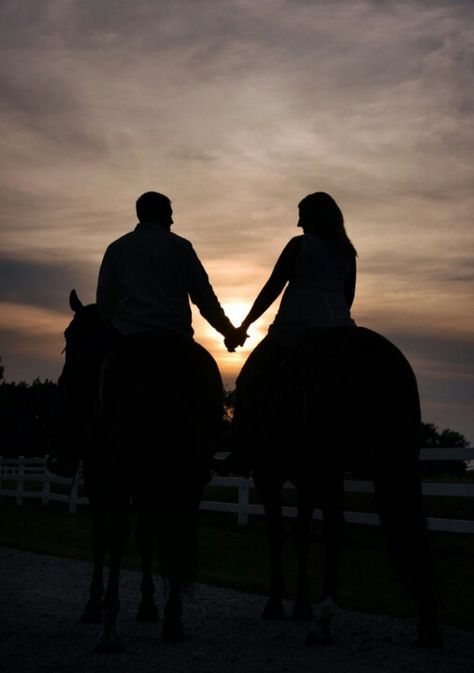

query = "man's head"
[136, 192, 173, 227]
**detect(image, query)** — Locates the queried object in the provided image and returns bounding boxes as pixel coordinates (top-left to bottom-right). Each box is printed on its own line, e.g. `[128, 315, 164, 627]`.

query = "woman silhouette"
[221, 195, 442, 649]
[224, 192, 357, 472]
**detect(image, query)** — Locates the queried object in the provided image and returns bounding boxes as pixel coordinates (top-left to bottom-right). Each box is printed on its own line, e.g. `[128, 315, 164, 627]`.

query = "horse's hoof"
[292, 600, 313, 622]
[95, 638, 123, 654]
[81, 611, 103, 624]
[95, 609, 122, 653]
[306, 630, 333, 646]
[136, 600, 159, 623]
[417, 625, 444, 649]
[262, 599, 286, 620]
[80, 602, 103, 624]
[162, 620, 185, 642]
[95, 628, 123, 653]
[306, 597, 337, 646]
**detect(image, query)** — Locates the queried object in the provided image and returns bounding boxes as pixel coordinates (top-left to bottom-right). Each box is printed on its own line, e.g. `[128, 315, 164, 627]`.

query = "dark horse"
[231, 326, 441, 648]
[53, 290, 223, 651]
[50, 290, 134, 627]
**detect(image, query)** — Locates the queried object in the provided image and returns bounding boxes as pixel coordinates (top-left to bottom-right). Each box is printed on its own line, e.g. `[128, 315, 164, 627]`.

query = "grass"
[1, 497, 473, 630]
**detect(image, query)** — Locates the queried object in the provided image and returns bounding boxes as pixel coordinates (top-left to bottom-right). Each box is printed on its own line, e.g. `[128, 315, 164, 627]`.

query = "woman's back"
[269, 234, 355, 346]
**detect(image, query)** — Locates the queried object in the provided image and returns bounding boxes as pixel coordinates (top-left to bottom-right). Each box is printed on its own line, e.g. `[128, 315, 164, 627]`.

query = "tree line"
[0, 357, 470, 476]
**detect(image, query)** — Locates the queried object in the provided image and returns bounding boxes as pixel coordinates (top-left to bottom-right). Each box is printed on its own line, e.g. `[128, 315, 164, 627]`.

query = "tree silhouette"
[0, 364, 58, 457]
[0, 361, 470, 473]
[420, 422, 470, 476]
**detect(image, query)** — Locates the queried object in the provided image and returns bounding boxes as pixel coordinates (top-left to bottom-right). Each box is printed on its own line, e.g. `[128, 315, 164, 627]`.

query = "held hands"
[224, 324, 249, 352]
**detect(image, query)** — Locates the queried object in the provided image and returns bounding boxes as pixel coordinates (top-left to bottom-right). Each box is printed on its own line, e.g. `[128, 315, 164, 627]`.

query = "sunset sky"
[0, 0, 473, 442]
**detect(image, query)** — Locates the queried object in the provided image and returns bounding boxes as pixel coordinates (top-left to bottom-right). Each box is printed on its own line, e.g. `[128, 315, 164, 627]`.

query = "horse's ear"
[69, 289, 83, 313]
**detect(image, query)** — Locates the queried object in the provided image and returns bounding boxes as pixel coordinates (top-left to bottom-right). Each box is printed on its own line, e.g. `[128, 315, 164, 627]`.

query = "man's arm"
[222, 237, 301, 352]
[96, 245, 120, 326]
[187, 247, 235, 338]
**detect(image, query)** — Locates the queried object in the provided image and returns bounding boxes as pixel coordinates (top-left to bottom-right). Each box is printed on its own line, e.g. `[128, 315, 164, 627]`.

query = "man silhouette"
[94, 192, 238, 644]
[97, 191, 236, 343]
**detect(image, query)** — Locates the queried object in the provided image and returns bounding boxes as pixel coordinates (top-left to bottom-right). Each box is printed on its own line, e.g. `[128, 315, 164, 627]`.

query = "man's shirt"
[96, 222, 231, 338]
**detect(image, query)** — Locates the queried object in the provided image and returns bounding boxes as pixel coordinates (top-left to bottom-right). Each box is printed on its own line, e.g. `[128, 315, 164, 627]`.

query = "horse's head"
[63, 290, 105, 364]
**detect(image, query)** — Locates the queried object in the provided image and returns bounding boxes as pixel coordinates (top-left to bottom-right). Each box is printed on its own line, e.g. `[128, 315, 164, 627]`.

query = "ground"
[1, 546, 473, 673]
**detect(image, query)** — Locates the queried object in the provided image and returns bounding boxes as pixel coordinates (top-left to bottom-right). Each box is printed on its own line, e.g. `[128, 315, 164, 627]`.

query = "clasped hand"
[225, 325, 248, 352]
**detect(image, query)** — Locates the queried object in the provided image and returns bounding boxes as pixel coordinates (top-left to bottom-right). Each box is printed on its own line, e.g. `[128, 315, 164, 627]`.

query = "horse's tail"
[101, 332, 222, 592]
[139, 466, 208, 594]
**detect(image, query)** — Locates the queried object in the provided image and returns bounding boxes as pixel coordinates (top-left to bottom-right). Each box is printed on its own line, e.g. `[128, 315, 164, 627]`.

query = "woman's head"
[297, 192, 356, 256]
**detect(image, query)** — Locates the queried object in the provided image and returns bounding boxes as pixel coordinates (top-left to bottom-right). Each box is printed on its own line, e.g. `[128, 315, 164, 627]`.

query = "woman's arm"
[343, 256, 356, 309]
[225, 238, 301, 352]
[241, 237, 302, 331]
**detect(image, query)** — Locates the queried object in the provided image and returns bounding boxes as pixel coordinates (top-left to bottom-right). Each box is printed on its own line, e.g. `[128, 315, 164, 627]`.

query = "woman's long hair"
[298, 192, 357, 257]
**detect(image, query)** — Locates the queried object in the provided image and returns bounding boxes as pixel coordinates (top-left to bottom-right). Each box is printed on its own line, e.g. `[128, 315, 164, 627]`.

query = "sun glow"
[222, 301, 249, 329]
[192, 300, 272, 385]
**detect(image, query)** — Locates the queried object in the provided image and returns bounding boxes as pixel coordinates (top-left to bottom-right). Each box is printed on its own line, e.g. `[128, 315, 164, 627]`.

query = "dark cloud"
[395, 331, 474, 375]
[362, 252, 474, 288]
[0, 255, 96, 313]
[402, 334, 474, 441]
[0, 0, 472, 441]
[354, 325, 474, 441]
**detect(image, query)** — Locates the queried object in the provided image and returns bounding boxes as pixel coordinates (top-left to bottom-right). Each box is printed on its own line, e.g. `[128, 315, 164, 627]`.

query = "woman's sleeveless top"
[268, 234, 355, 347]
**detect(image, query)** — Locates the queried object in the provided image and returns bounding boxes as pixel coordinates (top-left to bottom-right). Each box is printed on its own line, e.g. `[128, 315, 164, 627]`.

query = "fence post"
[69, 470, 79, 514]
[42, 456, 51, 506]
[16, 456, 25, 506]
[237, 478, 249, 526]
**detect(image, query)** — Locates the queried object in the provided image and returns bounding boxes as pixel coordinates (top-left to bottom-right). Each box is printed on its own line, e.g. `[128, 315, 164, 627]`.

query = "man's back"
[97, 210, 233, 342]
[98, 224, 196, 336]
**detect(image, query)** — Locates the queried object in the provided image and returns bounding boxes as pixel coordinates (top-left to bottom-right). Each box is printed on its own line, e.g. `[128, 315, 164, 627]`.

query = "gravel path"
[1, 546, 473, 673]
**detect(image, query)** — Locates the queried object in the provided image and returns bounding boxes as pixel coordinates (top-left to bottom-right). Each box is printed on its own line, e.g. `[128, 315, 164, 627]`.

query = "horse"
[53, 290, 223, 651]
[48, 290, 160, 626]
[224, 326, 442, 648]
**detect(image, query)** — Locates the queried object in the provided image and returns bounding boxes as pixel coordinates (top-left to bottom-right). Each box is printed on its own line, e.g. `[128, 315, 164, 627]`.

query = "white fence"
[1, 451, 474, 533]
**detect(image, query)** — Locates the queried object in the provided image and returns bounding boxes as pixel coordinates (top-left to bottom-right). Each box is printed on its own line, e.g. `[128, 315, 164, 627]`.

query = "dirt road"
[1, 546, 472, 673]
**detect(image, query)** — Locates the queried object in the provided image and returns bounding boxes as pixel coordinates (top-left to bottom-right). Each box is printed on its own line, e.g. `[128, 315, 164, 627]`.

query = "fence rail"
[1, 451, 474, 533]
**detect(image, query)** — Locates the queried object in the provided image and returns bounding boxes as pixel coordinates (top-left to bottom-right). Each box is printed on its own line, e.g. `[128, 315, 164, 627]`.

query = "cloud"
[0, 303, 67, 383]
[0, 255, 97, 312]
[0, 0, 472, 441]
[404, 332, 474, 441]
[361, 250, 474, 292]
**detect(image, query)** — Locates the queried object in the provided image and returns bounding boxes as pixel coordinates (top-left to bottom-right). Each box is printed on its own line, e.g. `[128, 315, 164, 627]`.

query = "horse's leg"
[319, 470, 345, 603]
[254, 471, 286, 620]
[96, 494, 130, 653]
[80, 461, 106, 623]
[160, 481, 205, 643]
[374, 455, 442, 648]
[80, 497, 107, 623]
[158, 502, 193, 643]
[291, 486, 315, 621]
[306, 469, 344, 646]
[135, 502, 158, 622]
[162, 575, 185, 642]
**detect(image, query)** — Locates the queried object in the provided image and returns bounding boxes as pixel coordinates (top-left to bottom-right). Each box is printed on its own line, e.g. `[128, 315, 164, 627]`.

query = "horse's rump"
[100, 331, 222, 584]
[100, 331, 223, 486]
[244, 326, 421, 473]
